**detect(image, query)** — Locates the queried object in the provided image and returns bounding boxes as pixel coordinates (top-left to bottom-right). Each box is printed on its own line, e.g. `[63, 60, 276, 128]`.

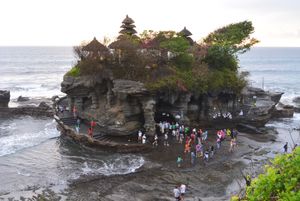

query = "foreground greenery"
[68, 20, 258, 94]
[232, 147, 300, 201]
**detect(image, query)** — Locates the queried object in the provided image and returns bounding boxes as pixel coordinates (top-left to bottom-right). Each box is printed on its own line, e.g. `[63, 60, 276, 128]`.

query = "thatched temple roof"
[122, 15, 135, 24]
[83, 37, 109, 53]
[108, 38, 139, 50]
[180, 27, 192, 37]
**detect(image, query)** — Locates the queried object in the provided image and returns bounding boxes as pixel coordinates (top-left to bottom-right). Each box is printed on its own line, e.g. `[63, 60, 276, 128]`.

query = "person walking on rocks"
[283, 142, 288, 153]
[90, 120, 96, 132]
[177, 156, 183, 168]
[142, 134, 147, 144]
[88, 127, 93, 138]
[180, 184, 186, 200]
[229, 138, 237, 152]
[138, 130, 142, 143]
[152, 134, 158, 147]
[204, 149, 209, 162]
[72, 106, 77, 119]
[191, 151, 196, 166]
[173, 185, 181, 201]
[164, 132, 169, 146]
[210, 145, 215, 158]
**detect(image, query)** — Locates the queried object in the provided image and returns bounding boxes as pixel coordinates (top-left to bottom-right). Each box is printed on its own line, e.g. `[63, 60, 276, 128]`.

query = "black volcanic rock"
[17, 96, 30, 102]
[60, 75, 283, 136]
[0, 90, 10, 108]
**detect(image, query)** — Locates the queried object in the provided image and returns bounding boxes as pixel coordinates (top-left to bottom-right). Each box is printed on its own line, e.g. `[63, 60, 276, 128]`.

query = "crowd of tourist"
[138, 120, 239, 163]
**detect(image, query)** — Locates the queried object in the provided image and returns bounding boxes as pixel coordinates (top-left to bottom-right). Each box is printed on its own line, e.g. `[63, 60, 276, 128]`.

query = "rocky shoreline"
[0, 90, 54, 117]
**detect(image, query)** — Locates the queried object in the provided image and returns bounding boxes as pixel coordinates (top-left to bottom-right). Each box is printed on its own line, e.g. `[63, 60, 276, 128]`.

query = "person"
[244, 174, 251, 186]
[72, 106, 77, 119]
[173, 186, 181, 201]
[195, 143, 202, 158]
[138, 130, 142, 143]
[239, 109, 244, 116]
[142, 134, 147, 144]
[184, 142, 191, 154]
[232, 129, 239, 139]
[180, 184, 186, 200]
[210, 145, 214, 158]
[283, 142, 288, 153]
[75, 124, 80, 133]
[216, 137, 221, 149]
[175, 129, 180, 142]
[88, 127, 93, 138]
[179, 132, 184, 144]
[202, 130, 208, 142]
[177, 156, 183, 168]
[90, 120, 96, 132]
[76, 117, 81, 128]
[191, 151, 196, 166]
[226, 128, 231, 137]
[204, 149, 209, 162]
[229, 138, 237, 152]
[153, 134, 158, 147]
[164, 132, 169, 146]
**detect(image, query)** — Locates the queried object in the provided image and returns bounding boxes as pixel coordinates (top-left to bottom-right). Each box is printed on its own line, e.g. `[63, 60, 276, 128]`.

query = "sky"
[0, 0, 299, 47]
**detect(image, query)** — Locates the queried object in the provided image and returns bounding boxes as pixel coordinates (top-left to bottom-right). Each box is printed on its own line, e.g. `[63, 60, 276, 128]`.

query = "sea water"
[0, 47, 144, 195]
[0, 47, 299, 195]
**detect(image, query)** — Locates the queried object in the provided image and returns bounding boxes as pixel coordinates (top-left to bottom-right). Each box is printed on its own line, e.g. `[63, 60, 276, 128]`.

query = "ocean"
[0, 47, 299, 196]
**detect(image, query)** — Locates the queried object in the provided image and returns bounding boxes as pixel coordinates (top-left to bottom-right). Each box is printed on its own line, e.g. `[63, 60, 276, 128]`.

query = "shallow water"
[0, 117, 144, 195]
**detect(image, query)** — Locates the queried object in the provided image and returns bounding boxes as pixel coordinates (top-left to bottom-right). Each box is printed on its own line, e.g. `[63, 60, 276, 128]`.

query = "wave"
[80, 155, 145, 176]
[0, 118, 59, 157]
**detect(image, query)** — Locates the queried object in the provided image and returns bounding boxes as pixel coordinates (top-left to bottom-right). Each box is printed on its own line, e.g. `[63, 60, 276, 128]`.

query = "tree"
[203, 21, 259, 70]
[204, 21, 259, 54]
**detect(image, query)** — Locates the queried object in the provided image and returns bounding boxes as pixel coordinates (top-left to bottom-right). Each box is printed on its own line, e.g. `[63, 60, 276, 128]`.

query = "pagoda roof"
[82, 37, 109, 53]
[122, 15, 135, 24]
[120, 24, 136, 29]
[119, 28, 137, 35]
[180, 27, 192, 37]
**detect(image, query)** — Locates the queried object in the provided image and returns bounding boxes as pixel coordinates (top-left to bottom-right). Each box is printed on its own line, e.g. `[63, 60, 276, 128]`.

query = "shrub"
[66, 66, 80, 77]
[234, 147, 300, 201]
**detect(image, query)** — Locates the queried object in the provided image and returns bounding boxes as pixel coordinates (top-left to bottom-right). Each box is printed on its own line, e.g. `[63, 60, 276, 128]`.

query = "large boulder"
[17, 96, 30, 102]
[293, 96, 300, 104]
[0, 90, 10, 108]
[238, 87, 283, 127]
[273, 103, 294, 118]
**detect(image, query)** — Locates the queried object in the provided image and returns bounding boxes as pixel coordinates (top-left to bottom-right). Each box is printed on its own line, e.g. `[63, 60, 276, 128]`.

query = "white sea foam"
[80, 155, 145, 176]
[0, 118, 59, 157]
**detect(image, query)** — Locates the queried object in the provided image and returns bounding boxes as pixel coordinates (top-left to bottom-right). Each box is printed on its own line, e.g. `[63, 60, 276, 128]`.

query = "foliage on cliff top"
[232, 147, 300, 201]
[67, 20, 257, 94]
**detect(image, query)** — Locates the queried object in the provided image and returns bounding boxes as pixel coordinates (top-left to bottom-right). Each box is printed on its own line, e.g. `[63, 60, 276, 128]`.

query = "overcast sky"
[0, 0, 299, 46]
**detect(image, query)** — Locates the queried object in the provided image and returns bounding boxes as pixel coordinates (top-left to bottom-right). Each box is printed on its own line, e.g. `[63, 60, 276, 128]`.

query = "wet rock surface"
[273, 103, 294, 118]
[62, 132, 278, 201]
[17, 96, 30, 102]
[0, 90, 10, 108]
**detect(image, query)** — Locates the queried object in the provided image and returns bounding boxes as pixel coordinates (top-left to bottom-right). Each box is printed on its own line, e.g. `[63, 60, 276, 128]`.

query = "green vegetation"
[204, 21, 259, 71]
[67, 19, 258, 94]
[232, 147, 300, 201]
[66, 66, 80, 77]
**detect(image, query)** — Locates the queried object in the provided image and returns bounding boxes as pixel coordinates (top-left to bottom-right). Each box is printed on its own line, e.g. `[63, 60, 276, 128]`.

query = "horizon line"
[1, 45, 300, 48]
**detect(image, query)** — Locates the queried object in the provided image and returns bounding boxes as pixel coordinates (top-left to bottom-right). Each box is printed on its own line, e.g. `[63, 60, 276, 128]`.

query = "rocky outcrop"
[237, 87, 283, 127]
[293, 97, 300, 113]
[272, 103, 294, 118]
[17, 96, 30, 102]
[61, 76, 283, 136]
[0, 90, 10, 108]
[0, 91, 53, 117]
